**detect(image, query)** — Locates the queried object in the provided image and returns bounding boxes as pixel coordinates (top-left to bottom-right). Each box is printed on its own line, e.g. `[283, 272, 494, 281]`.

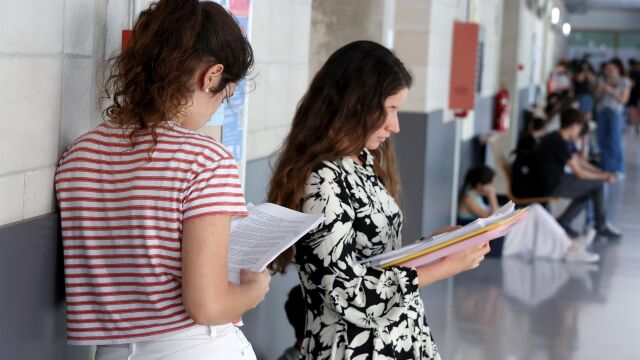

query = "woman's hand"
[440, 242, 490, 274]
[415, 242, 491, 287]
[604, 83, 617, 94]
[240, 269, 271, 310]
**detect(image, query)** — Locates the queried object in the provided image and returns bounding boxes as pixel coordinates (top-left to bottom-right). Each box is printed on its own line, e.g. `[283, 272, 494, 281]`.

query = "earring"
[205, 88, 210, 93]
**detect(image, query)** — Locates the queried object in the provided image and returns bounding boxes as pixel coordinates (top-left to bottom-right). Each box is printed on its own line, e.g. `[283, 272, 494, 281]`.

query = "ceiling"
[565, 0, 640, 12]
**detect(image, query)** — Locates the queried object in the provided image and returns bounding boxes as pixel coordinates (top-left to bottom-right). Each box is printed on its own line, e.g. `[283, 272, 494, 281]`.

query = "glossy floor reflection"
[423, 134, 640, 360]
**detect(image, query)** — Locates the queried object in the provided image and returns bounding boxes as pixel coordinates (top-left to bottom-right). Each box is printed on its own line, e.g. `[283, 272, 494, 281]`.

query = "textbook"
[227, 203, 324, 283]
[358, 202, 528, 269]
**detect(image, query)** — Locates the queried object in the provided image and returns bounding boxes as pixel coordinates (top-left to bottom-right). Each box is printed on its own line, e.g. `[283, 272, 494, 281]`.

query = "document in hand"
[227, 203, 324, 283]
[358, 201, 528, 269]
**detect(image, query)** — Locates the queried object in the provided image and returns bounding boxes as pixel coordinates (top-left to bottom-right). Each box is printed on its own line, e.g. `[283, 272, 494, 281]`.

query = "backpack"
[511, 136, 543, 198]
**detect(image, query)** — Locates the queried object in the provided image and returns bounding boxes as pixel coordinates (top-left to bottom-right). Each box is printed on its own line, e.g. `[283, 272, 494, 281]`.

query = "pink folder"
[400, 217, 524, 268]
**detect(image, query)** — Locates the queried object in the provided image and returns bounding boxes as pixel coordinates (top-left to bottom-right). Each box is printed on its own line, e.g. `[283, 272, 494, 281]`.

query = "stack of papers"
[358, 202, 528, 268]
[226, 203, 324, 326]
[227, 203, 324, 283]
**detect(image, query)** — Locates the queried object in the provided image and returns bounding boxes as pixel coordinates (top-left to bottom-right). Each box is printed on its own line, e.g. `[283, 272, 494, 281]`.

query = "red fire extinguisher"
[494, 84, 510, 132]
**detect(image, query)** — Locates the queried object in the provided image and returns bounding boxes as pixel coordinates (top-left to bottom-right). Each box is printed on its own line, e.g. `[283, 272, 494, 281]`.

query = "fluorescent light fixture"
[562, 22, 571, 36]
[551, 7, 560, 25]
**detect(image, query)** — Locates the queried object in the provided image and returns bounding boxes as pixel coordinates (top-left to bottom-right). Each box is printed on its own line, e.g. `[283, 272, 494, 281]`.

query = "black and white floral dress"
[295, 150, 441, 360]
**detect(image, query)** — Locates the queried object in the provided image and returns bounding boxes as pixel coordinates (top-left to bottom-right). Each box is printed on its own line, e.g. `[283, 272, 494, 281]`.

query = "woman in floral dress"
[268, 41, 490, 359]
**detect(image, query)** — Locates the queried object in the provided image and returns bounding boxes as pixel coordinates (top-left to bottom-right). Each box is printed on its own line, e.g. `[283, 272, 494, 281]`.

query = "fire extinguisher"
[494, 85, 510, 132]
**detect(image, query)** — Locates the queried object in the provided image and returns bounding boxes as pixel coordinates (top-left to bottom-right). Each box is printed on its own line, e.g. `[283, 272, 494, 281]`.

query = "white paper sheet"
[227, 203, 324, 283]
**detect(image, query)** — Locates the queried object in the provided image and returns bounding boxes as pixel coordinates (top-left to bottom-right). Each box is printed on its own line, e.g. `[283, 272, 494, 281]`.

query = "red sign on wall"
[449, 22, 479, 112]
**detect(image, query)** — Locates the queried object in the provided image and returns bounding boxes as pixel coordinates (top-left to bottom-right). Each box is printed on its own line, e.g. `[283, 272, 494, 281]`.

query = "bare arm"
[568, 155, 612, 181]
[460, 194, 492, 218]
[603, 83, 630, 104]
[577, 156, 605, 174]
[181, 215, 270, 325]
[486, 186, 499, 214]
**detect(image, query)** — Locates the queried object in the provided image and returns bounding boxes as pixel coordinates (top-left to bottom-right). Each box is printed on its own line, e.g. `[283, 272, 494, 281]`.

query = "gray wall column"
[0, 215, 90, 360]
[396, 111, 457, 242]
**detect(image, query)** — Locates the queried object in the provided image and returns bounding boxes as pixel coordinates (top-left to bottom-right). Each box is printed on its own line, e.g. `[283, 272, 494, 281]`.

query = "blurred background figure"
[596, 59, 631, 177]
[277, 285, 305, 360]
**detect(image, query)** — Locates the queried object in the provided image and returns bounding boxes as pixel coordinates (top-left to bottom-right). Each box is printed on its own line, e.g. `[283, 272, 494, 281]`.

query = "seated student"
[535, 108, 621, 238]
[458, 166, 599, 262]
[277, 285, 305, 360]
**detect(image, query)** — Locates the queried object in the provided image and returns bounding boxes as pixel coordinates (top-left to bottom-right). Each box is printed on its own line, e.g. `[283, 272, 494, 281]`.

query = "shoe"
[597, 223, 622, 238]
[576, 228, 597, 248]
[564, 245, 600, 263]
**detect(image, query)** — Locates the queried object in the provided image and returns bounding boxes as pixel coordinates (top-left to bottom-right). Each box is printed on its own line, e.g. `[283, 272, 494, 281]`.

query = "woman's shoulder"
[305, 159, 351, 197]
[158, 123, 235, 162]
[310, 159, 348, 180]
[59, 122, 113, 161]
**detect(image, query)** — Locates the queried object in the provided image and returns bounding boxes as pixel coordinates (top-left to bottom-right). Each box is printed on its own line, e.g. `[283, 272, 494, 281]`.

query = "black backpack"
[511, 136, 543, 198]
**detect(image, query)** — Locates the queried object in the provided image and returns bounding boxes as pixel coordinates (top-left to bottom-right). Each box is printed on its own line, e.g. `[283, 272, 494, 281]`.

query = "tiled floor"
[423, 134, 640, 360]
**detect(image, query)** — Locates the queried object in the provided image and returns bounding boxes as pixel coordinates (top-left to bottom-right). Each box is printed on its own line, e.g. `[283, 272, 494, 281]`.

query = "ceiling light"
[551, 7, 560, 25]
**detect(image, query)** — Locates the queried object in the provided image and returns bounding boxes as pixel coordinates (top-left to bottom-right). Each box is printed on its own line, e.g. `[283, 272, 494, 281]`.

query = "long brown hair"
[103, 0, 253, 147]
[268, 41, 412, 273]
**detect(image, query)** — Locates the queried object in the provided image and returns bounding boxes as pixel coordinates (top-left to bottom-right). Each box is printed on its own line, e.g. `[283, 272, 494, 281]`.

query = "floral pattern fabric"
[295, 150, 441, 360]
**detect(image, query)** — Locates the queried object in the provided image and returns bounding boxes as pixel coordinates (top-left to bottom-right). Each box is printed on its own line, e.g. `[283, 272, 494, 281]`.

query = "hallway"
[423, 134, 640, 359]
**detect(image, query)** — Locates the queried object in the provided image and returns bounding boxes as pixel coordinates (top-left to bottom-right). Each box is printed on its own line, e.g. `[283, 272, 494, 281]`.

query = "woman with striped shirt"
[55, 1, 270, 358]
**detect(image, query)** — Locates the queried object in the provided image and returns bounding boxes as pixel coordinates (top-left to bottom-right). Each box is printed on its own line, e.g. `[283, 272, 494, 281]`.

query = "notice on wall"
[206, 0, 251, 168]
[222, 80, 246, 161]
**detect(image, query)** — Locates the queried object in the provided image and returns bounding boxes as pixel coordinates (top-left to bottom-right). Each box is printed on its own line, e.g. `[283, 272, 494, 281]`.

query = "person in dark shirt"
[574, 60, 596, 120]
[536, 108, 621, 238]
[512, 116, 547, 198]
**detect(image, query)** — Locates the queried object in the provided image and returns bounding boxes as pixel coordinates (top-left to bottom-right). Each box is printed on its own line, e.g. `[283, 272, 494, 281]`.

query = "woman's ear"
[201, 64, 224, 92]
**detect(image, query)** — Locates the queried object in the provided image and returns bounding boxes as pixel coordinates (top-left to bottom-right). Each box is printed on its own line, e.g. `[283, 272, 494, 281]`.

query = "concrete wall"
[498, 0, 557, 153]
[246, 0, 312, 161]
[0, 0, 104, 227]
[308, 0, 388, 77]
[0, 0, 107, 357]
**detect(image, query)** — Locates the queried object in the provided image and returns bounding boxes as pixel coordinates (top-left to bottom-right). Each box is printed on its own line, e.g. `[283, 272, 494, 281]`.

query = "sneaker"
[564, 245, 600, 263]
[576, 228, 597, 248]
[597, 223, 622, 238]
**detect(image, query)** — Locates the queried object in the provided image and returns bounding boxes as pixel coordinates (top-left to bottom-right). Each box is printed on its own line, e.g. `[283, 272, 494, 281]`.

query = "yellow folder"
[381, 208, 529, 268]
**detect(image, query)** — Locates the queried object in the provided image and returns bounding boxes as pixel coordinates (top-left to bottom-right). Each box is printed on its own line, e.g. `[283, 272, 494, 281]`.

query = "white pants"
[503, 203, 572, 259]
[95, 324, 256, 360]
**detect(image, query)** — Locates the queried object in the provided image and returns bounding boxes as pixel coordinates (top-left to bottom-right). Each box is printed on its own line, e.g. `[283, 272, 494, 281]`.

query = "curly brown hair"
[103, 0, 253, 147]
[268, 41, 412, 273]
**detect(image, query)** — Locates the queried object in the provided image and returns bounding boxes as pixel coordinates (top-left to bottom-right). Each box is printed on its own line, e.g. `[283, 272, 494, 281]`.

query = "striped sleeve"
[182, 156, 248, 221]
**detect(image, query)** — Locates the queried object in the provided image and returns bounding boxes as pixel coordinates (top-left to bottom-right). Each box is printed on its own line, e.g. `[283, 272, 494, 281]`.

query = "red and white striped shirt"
[55, 122, 248, 345]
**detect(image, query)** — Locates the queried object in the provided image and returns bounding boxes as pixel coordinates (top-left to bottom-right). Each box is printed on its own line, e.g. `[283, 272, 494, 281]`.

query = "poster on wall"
[205, 0, 251, 165]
